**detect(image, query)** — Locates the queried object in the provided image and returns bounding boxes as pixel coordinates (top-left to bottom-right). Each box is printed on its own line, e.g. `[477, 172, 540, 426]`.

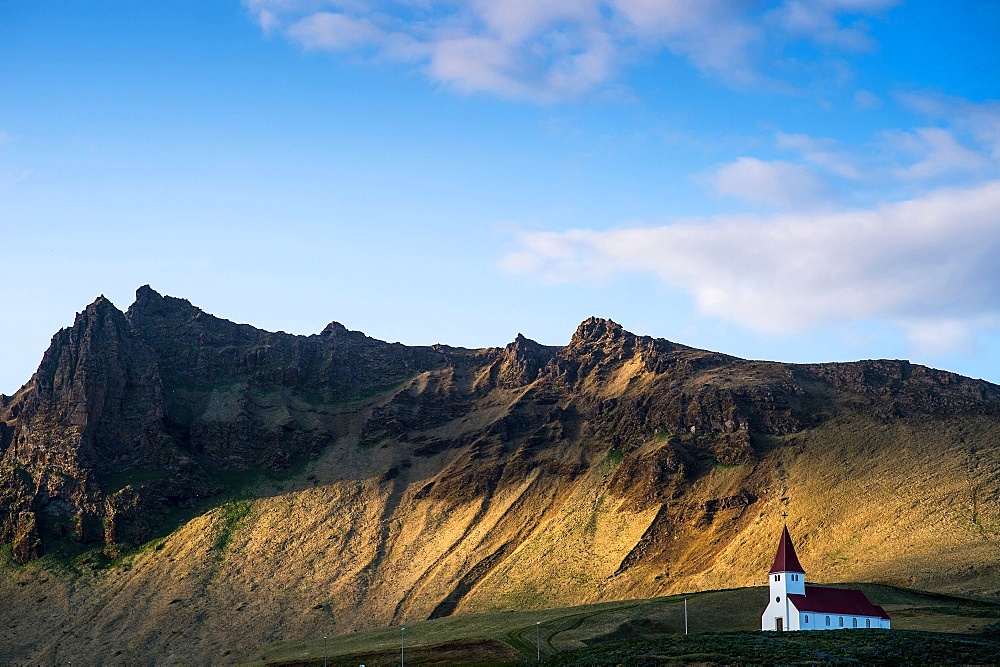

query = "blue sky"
[1, 0, 999, 394]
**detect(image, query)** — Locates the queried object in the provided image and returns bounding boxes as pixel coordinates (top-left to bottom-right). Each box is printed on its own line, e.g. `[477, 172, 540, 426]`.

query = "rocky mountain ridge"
[3, 286, 1000, 663]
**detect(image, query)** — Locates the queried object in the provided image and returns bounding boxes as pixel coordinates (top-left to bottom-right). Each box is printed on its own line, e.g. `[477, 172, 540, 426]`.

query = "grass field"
[250, 584, 1000, 665]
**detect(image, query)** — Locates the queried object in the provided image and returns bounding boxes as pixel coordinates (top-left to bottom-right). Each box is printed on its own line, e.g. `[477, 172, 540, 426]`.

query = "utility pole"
[536, 621, 541, 662]
[684, 598, 688, 635]
[324, 635, 328, 667]
[401, 626, 405, 667]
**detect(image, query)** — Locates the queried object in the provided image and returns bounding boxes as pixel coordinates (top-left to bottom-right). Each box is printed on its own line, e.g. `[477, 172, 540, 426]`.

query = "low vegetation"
[254, 584, 1000, 665]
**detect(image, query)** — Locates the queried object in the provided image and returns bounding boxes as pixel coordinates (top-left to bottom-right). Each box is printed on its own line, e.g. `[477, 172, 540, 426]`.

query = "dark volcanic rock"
[2, 289, 1000, 563]
[0, 295, 184, 560]
[803, 359, 1000, 419]
[12, 510, 41, 562]
[496, 334, 555, 388]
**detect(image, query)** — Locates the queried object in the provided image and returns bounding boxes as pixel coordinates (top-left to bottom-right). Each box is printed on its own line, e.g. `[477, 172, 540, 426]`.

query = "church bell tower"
[767, 525, 805, 630]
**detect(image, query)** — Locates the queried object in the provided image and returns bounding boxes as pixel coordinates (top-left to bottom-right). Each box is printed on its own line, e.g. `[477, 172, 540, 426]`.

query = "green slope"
[253, 584, 1000, 665]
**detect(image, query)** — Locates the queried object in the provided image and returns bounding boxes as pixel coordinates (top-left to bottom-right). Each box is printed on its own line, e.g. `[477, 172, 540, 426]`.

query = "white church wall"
[814, 614, 885, 630]
[761, 597, 783, 631]
[787, 601, 801, 630]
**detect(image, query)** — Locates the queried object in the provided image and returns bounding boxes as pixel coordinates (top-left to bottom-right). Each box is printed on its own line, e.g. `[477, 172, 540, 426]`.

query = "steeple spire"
[769, 524, 804, 574]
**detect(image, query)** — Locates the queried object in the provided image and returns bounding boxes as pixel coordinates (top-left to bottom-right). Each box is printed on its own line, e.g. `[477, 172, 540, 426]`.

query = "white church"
[762, 525, 891, 631]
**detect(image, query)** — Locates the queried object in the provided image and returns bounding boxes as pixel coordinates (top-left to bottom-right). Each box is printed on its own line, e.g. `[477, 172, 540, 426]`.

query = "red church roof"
[769, 525, 805, 574]
[788, 586, 891, 619]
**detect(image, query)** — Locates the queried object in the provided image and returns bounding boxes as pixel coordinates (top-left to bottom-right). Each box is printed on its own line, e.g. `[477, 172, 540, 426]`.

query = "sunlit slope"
[3, 287, 1000, 664]
[5, 410, 999, 663]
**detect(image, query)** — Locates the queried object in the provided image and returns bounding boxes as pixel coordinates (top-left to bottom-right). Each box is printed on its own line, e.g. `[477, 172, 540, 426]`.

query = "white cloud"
[243, 0, 900, 99]
[900, 93, 1000, 162]
[705, 157, 830, 208]
[611, 0, 760, 83]
[501, 181, 1000, 352]
[901, 318, 979, 356]
[286, 12, 386, 50]
[890, 127, 986, 180]
[776, 132, 860, 179]
[772, 0, 900, 51]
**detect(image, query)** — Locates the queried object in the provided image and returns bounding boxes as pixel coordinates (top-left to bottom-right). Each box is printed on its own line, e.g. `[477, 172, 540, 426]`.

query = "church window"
[775, 596, 780, 602]
[852, 618, 858, 628]
[866, 619, 871, 628]
[804, 615, 809, 623]
[839, 617, 844, 627]
[776, 574, 780, 581]
[825, 616, 830, 626]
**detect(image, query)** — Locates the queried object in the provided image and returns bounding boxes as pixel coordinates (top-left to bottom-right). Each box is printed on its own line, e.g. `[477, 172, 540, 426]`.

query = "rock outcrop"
[3, 287, 999, 565]
[3, 287, 1000, 663]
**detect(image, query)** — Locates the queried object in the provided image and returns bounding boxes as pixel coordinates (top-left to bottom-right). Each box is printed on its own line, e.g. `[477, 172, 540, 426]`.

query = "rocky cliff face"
[3, 288, 998, 566]
[0, 295, 184, 558]
[3, 287, 1000, 662]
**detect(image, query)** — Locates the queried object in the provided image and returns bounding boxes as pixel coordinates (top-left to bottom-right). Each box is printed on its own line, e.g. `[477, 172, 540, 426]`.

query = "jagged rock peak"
[320, 321, 369, 341]
[65, 294, 128, 344]
[83, 293, 119, 316]
[506, 332, 543, 350]
[497, 333, 553, 387]
[133, 284, 164, 305]
[126, 285, 202, 324]
[130, 284, 197, 312]
[323, 321, 349, 336]
[569, 317, 628, 348]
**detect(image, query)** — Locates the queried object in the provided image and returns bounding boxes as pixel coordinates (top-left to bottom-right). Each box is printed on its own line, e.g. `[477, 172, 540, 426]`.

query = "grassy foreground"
[250, 584, 1000, 665]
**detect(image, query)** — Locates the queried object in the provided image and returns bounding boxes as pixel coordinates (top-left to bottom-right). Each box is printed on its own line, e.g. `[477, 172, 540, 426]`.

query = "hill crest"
[2, 286, 1000, 662]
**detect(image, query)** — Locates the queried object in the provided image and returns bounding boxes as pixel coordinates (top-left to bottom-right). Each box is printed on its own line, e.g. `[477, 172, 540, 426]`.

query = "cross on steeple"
[781, 511, 788, 520]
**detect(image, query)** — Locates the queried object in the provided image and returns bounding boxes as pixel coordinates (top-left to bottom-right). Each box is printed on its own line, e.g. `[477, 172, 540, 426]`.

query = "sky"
[1, 0, 999, 395]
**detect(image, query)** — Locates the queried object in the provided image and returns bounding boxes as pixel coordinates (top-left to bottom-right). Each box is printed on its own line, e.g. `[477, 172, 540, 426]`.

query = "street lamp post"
[536, 621, 540, 662]
[684, 598, 688, 635]
[401, 626, 405, 667]
[324, 635, 328, 667]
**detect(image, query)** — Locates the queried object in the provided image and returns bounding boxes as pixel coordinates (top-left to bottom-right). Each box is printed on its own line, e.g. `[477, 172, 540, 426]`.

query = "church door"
[776, 618, 783, 631]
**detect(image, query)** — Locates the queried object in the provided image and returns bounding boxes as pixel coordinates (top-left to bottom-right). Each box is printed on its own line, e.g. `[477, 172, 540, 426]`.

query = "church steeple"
[769, 524, 804, 575]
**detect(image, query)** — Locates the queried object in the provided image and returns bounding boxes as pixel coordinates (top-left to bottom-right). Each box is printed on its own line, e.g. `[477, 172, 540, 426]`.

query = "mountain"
[2, 286, 1000, 663]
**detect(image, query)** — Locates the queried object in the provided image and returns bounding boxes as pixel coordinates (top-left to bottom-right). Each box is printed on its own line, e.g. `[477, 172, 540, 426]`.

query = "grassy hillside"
[4, 412, 1000, 664]
[4, 298, 1000, 664]
[252, 584, 1000, 665]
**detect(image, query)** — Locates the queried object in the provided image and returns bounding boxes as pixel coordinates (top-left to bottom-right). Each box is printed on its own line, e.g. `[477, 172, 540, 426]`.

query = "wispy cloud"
[725, 101, 1000, 209]
[501, 181, 1000, 352]
[776, 132, 861, 179]
[243, 0, 901, 100]
[770, 0, 901, 52]
[0, 169, 31, 192]
[890, 127, 986, 180]
[899, 92, 1000, 161]
[704, 157, 830, 209]
[853, 88, 881, 109]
